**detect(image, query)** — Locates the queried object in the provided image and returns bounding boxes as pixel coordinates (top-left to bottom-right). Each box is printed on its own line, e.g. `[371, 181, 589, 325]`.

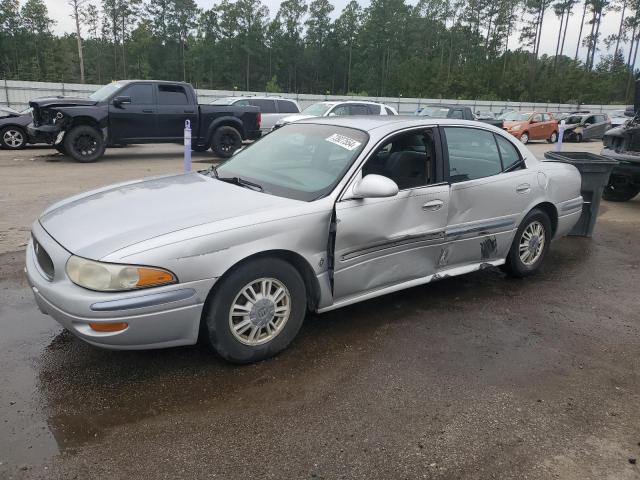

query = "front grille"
[33, 236, 54, 281]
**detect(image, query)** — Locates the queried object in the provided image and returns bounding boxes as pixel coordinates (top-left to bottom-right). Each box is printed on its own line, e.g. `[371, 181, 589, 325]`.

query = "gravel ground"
[1, 141, 639, 480]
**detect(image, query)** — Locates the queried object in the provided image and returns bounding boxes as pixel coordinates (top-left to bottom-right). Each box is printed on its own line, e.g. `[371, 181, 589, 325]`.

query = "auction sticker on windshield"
[326, 133, 362, 151]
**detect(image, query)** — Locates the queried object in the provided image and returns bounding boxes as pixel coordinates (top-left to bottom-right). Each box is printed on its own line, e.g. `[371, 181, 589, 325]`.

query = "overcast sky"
[45, 0, 626, 64]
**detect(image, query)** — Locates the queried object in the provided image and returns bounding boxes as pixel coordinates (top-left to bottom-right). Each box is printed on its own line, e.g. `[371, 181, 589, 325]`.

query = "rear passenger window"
[449, 109, 464, 119]
[157, 85, 189, 105]
[250, 99, 277, 113]
[349, 104, 370, 115]
[495, 135, 522, 171]
[385, 107, 395, 116]
[368, 104, 381, 114]
[234, 99, 250, 106]
[277, 100, 299, 113]
[444, 127, 502, 183]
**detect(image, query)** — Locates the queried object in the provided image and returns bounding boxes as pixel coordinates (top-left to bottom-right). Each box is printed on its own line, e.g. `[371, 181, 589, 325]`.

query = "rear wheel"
[202, 258, 307, 364]
[0, 126, 26, 150]
[603, 183, 639, 202]
[503, 209, 552, 278]
[574, 133, 583, 143]
[547, 131, 558, 143]
[520, 132, 529, 144]
[211, 126, 242, 158]
[64, 125, 106, 163]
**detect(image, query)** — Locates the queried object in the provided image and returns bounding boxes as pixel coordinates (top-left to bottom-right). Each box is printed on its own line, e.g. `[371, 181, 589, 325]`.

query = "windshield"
[501, 111, 531, 121]
[89, 82, 124, 101]
[216, 123, 368, 201]
[211, 98, 237, 105]
[301, 103, 333, 116]
[418, 106, 452, 118]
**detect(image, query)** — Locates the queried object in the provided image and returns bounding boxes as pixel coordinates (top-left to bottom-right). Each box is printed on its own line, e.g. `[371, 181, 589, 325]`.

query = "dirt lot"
[1, 141, 639, 479]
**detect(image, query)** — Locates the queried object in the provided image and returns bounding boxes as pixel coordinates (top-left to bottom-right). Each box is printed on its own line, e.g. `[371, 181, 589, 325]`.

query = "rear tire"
[603, 183, 639, 202]
[211, 126, 242, 158]
[0, 126, 27, 150]
[520, 132, 529, 144]
[547, 131, 558, 143]
[64, 125, 105, 163]
[202, 258, 307, 364]
[503, 209, 552, 278]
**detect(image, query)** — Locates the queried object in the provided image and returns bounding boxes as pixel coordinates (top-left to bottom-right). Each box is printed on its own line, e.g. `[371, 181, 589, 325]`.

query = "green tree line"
[0, 0, 639, 104]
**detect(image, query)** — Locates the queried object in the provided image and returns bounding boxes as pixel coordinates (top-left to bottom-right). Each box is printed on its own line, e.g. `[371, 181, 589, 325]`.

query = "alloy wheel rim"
[519, 220, 545, 265]
[3, 129, 24, 148]
[521, 133, 528, 143]
[229, 277, 291, 346]
[75, 134, 97, 156]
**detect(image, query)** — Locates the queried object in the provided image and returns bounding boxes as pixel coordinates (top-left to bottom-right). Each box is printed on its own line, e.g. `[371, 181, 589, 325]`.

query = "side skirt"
[316, 258, 506, 313]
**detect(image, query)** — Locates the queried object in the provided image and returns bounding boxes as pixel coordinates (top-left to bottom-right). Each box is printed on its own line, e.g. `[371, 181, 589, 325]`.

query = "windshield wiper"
[217, 176, 264, 192]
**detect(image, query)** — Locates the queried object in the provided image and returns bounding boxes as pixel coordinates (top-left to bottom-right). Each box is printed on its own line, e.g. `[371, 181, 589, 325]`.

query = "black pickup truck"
[28, 80, 261, 162]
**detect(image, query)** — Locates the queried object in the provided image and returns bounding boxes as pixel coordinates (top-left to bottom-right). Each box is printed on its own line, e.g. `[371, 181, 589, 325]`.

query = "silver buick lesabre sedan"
[26, 118, 583, 363]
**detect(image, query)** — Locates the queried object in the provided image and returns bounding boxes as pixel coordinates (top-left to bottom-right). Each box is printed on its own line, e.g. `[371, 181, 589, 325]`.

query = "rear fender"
[206, 116, 244, 142]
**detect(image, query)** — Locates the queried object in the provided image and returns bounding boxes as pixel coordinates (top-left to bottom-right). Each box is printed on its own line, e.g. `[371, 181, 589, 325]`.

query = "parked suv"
[562, 113, 611, 142]
[273, 100, 397, 130]
[502, 111, 558, 144]
[211, 96, 300, 134]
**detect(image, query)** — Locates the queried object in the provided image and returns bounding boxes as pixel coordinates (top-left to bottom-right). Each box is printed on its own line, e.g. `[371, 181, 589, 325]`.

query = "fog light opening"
[89, 322, 129, 332]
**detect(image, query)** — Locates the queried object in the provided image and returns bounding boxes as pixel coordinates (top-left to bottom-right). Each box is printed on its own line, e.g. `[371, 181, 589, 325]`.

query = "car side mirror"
[113, 96, 131, 107]
[351, 174, 399, 199]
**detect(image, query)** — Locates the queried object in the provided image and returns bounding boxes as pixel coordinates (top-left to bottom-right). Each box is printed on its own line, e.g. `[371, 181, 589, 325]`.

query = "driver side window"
[362, 129, 436, 190]
[119, 84, 154, 104]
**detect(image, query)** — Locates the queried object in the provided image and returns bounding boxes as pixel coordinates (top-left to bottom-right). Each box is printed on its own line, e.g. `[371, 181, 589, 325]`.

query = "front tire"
[64, 125, 106, 163]
[503, 209, 552, 278]
[211, 126, 242, 158]
[574, 133, 583, 143]
[54, 143, 67, 155]
[0, 126, 27, 150]
[603, 183, 639, 202]
[202, 258, 307, 364]
[520, 132, 529, 144]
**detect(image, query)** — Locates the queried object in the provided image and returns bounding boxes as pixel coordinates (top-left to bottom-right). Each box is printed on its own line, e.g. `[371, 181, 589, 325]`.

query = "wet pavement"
[2, 207, 640, 479]
[1, 143, 640, 479]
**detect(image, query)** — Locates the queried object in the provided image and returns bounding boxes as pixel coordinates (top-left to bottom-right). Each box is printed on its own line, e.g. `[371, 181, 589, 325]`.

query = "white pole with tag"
[184, 119, 192, 173]
[555, 119, 565, 152]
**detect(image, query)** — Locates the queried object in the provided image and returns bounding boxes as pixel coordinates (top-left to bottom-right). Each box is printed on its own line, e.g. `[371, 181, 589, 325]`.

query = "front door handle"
[516, 183, 531, 194]
[142, 109, 154, 113]
[422, 200, 444, 211]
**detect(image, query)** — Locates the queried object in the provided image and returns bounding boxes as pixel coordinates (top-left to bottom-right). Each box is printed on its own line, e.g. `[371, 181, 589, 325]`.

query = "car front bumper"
[27, 123, 61, 144]
[25, 221, 217, 350]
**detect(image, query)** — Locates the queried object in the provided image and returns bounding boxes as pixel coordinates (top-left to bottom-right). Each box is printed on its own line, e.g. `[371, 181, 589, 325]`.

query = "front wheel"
[603, 183, 639, 202]
[64, 125, 106, 162]
[211, 126, 242, 158]
[0, 126, 27, 149]
[574, 133, 583, 143]
[520, 132, 529, 144]
[547, 131, 558, 143]
[54, 143, 67, 155]
[503, 209, 552, 278]
[202, 258, 307, 364]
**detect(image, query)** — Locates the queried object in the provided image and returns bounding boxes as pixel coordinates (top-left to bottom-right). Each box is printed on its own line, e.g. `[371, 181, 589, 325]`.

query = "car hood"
[29, 97, 98, 108]
[278, 114, 316, 124]
[503, 121, 526, 129]
[39, 173, 299, 260]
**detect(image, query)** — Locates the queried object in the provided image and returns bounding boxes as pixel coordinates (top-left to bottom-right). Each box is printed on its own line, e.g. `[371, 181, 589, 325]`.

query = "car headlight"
[511, 124, 521, 131]
[66, 255, 177, 292]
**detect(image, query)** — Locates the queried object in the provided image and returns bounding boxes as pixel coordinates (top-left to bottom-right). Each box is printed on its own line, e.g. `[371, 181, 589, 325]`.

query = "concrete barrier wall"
[0, 79, 629, 115]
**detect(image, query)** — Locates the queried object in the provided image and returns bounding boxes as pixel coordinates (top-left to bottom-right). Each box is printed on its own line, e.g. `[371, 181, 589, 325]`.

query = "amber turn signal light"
[89, 322, 129, 332]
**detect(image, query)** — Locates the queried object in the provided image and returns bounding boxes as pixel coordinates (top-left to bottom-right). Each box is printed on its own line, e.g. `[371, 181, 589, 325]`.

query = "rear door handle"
[142, 109, 154, 113]
[422, 200, 444, 211]
[516, 183, 531, 194]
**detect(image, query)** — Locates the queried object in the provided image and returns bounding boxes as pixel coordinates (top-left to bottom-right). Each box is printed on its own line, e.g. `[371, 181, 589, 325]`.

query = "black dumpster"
[544, 151, 618, 237]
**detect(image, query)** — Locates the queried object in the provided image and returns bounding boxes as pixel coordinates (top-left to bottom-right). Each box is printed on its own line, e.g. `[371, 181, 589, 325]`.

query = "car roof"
[297, 116, 498, 132]
[316, 100, 391, 106]
[224, 96, 297, 101]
